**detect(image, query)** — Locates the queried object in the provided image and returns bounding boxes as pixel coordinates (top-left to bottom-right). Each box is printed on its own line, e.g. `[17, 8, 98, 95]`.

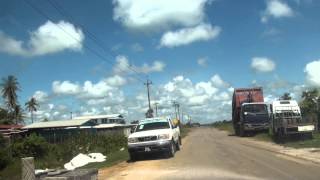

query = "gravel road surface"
[99, 128, 320, 180]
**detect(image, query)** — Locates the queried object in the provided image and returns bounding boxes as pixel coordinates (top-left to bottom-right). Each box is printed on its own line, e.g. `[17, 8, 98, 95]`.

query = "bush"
[12, 133, 49, 158]
[0, 134, 10, 170]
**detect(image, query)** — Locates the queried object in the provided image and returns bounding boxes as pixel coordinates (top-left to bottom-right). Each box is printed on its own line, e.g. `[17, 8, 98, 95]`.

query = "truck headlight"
[128, 137, 137, 143]
[158, 134, 170, 140]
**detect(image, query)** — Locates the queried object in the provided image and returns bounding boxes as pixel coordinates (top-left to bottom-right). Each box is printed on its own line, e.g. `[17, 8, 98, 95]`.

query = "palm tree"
[25, 97, 39, 123]
[0, 75, 21, 123]
[13, 105, 24, 124]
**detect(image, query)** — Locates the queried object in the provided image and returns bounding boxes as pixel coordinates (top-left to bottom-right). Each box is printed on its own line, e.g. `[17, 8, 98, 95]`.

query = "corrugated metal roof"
[73, 114, 123, 120]
[94, 123, 128, 129]
[23, 118, 91, 129]
[0, 124, 23, 129]
[23, 114, 125, 129]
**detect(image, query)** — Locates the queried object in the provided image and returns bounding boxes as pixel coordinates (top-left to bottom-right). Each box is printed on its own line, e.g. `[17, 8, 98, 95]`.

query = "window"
[135, 121, 170, 132]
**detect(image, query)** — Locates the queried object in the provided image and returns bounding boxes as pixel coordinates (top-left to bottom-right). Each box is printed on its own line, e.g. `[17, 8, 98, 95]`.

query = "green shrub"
[12, 133, 49, 158]
[0, 134, 10, 170]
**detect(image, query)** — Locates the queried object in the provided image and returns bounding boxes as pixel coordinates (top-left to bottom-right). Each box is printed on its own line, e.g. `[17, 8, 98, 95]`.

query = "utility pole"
[154, 102, 159, 117]
[144, 79, 152, 109]
[144, 79, 153, 118]
[70, 112, 73, 119]
[172, 101, 180, 120]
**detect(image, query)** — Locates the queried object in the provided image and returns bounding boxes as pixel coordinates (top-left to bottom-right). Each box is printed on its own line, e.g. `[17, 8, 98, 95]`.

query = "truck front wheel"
[129, 153, 137, 161]
[239, 125, 246, 137]
[166, 141, 175, 158]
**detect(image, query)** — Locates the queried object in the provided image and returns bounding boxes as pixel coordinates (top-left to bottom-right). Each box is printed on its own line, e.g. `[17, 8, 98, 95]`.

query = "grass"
[211, 121, 234, 134]
[212, 121, 320, 149]
[0, 159, 21, 180]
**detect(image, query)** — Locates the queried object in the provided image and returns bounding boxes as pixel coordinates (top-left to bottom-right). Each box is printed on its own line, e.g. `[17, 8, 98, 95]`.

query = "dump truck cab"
[232, 87, 270, 136]
[240, 102, 269, 131]
[270, 100, 315, 141]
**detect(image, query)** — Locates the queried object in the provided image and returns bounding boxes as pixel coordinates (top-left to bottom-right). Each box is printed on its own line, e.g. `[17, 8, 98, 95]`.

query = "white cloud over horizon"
[251, 57, 276, 73]
[113, 0, 209, 31]
[304, 60, 320, 87]
[261, 0, 294, 23]
[160, 24, 221, 48]
[113, 55, 166, 74]
[0, 21, 84, 57]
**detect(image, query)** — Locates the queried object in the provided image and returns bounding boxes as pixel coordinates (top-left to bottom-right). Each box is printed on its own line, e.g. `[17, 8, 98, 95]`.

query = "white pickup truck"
[128, 117, 181, 160]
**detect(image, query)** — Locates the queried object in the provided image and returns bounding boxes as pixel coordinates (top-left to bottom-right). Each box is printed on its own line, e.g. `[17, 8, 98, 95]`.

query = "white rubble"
[64, 153, 106, 170]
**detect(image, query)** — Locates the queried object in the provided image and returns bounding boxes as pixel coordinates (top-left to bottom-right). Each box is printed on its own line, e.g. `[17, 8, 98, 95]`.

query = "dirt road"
[99, 128, 320, 180]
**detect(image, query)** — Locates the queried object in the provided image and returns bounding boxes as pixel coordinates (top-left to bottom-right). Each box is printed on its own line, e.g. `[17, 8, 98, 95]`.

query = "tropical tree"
[280, 92, 292, 100]
[0, 75, 20, 112]
[300, 89, 319, 115]
[0, 108, 13, 124]
[25, 97, 39, 123]
[12, 105, 24, 124]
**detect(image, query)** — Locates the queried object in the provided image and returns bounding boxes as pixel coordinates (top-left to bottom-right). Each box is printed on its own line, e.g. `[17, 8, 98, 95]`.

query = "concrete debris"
[64, 153, 106, 170]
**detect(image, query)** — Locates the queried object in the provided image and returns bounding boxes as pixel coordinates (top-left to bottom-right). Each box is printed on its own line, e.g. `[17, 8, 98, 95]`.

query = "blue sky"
[0, 0, 320, 123]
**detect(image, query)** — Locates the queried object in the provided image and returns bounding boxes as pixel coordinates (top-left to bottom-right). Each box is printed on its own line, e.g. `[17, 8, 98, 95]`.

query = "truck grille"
[138, 136, 158, 142]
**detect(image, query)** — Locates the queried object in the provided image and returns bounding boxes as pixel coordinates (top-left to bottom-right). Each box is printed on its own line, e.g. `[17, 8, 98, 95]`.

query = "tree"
[25, 97, 39, 123]
[0, 75, 20, 112]
[280, 92, 292, 100]
[12, 105, 24, 124]
[300, 89, 319, 115]
[0, 108, 13, 124]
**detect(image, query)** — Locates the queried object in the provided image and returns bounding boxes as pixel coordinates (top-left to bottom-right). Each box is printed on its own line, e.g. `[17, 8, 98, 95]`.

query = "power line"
[45, 0, 148, 80]
[22, 0, 146, 83]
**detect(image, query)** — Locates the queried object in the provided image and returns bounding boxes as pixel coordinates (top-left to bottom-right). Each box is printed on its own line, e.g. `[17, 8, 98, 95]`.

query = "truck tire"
[166, 141, 175, 158]
[178, 136, 182, 146]
[129, 153, 137, 161]
[239, 125, 246, 137]
[275, 128, 285, 143]
[234, 124, 240, 136]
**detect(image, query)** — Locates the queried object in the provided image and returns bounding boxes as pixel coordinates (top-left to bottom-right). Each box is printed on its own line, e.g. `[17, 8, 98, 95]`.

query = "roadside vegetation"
[212, 121, 320, 149]
[0, 133, 127, 180]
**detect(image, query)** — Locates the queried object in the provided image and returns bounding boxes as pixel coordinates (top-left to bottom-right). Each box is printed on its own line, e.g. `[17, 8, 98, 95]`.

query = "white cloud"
[211, 74, 230, 88]
[304, 60, 320, 87]
[261, 0, 294, 23]
[160, 24, 221, 48]
[52, 81, 81, 95]
[251, 57, 276, 73]
[197, 57, 208, 67]
[32, 91, 49, 103]
[113, 0, 209, 31]
[113, 55, 166, 74]
[0, 21, 84, 57]
[104, 75, 127, 87]
[82, 81, 113, 98]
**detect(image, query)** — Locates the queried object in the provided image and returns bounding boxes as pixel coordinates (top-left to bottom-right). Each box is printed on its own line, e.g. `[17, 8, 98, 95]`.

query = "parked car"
[127, 117, 181, 160]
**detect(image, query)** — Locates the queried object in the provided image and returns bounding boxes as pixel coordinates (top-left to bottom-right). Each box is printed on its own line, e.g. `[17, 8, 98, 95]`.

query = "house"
[0, 124, 28, 140]
[22, 114, 134, 143]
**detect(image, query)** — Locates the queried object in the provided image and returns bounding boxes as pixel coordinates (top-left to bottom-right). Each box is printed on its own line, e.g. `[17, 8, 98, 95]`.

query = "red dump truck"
[232, 87, 270, 136]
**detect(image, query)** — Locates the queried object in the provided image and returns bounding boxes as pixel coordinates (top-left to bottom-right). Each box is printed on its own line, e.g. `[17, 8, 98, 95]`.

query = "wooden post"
[21, 157, 35, 180]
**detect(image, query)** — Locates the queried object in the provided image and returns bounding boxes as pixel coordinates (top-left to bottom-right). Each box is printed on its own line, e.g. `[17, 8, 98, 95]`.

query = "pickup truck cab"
[128, 117, 181, 160]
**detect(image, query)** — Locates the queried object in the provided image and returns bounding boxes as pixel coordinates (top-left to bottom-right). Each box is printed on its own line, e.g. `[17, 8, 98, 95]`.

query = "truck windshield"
[243, 104, 268, 114]
[135, 122, 170, 132]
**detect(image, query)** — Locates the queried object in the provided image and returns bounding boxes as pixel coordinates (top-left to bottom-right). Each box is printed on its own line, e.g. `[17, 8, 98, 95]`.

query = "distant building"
[22, 114, 134, 143]
[0, 124, 27, 140]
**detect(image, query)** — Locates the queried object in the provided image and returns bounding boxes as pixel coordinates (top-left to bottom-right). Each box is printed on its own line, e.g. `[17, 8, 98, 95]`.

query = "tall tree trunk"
[31, 111, 34, 123]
